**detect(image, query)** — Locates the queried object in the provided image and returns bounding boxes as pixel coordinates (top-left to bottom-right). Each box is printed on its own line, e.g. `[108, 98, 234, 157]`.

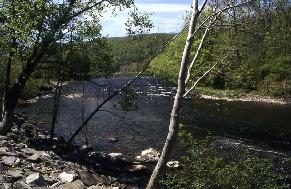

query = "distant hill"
[108, 33, 175, 74]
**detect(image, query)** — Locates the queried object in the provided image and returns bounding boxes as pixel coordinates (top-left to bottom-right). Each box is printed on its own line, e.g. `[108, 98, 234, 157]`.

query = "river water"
[17, 77, 291, 158]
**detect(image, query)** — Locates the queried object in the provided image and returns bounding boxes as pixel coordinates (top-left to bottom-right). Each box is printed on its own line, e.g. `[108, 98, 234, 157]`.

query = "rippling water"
[17, 77, 291, 157]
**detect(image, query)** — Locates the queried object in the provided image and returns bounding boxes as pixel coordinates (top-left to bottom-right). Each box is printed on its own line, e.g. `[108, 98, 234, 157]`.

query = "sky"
[100, 0, 192, 37]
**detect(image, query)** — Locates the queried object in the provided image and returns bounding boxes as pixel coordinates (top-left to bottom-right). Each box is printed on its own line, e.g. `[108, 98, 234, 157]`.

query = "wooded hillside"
[108, 33, 174, 74]
[149, 0, 291, 97]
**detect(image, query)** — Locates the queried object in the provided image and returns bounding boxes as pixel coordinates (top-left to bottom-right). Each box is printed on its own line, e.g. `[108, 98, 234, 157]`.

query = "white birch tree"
[146, 0, 256, 188]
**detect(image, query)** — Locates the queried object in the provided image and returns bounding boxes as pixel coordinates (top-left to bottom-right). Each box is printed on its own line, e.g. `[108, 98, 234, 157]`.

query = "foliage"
[125, 7, 154, 36]
[149, 0, 291, 97]
[108, 33, 174, 74]
[0, 0, 155, 99]
[118, 87, 138, 111]
[160, 127, 289, 189]
[21, 78, 41, 100]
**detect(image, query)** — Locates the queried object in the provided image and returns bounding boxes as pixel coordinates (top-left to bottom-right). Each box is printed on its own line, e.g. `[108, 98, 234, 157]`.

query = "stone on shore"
[108, 153, 123, 159]
[80, 172, 106, 186]
[88, 186, 120, 189]
[13, 181, 32, 189]
[25, 173, 47, 187]
[6, 170, 23, 182]
[2, 156, 17, 166]
[0, 147, 15, 156]
[55, 180, 86, 189]
[166, 161, 180, 168]
[135, 148, 160, 162]
[58, 172, 75, 183]
[27, 154, 41, 163]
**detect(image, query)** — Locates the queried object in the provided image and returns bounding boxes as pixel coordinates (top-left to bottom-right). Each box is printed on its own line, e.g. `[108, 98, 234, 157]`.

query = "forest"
[149, 0, 291, 98]
[0, 0, 291, 189]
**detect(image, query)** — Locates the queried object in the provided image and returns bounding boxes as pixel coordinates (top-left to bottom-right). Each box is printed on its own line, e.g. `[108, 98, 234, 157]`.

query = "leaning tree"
[0, 0, 136, 135]
[146, 0, 256, 188]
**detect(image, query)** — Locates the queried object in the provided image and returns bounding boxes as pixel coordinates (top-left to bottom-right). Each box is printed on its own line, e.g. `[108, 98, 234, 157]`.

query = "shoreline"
[0, 115, 151, 189]
[198, 93, 291, 105]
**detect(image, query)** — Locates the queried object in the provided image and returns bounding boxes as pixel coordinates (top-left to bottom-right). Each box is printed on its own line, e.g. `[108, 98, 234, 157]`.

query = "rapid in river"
[17, 77, 291, 158]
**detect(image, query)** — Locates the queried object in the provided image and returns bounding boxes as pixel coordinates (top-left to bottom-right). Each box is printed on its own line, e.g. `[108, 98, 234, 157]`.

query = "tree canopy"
[149, 0, 291, 97]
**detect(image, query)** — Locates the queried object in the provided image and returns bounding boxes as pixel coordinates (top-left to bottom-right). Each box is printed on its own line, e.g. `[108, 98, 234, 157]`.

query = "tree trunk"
[0, 41, 50, 135]
[0, 110, 14, 135]
[0, 37, 16, 135]
[146, 1, 199, 188]
[2, 52, 13, 119]
[50, 79, 63, 142]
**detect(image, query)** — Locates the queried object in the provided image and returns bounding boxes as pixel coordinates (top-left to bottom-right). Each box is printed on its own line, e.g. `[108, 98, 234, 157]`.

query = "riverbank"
[0, 115, 152, 189]
[195, 87, 291, 105]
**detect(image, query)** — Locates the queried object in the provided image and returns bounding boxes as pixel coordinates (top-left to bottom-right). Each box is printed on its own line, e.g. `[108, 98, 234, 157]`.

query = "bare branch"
[192, 0, 256, 37]
[183, 50, 234, 97]
[185, 0, 256, 85]
[98, 109, 146, 134]
[68, 0, 107, 20]
[199, 0, 209, 13]
[185, 18, 214, 84]
[66, 25, 188, 146]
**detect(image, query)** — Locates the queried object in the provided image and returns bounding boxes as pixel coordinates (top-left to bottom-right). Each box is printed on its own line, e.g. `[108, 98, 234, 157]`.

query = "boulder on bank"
[0, 115, 149, 189]
[166, 161, 180, 168]
[135, 148, 160, 163]
[25, 173, 47, 187]
[58, 172, 76, 183]
[80, 171, 107, 187]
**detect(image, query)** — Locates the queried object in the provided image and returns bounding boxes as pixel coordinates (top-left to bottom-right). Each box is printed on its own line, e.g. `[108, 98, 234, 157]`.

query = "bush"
[160, 128, 289, 189]
[21, 78, 41, 100]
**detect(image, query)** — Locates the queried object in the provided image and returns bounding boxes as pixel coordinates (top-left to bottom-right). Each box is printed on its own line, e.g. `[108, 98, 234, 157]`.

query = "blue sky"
[100, 0, 192, 37]
[135, 0, 189, 3]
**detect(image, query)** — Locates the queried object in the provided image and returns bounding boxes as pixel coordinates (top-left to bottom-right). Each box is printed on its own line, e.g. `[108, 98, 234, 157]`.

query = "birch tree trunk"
[146, 0, 200, 188]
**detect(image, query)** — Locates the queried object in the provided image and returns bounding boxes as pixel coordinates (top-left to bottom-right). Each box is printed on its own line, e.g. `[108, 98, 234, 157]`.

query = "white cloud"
[100, 3, 190, 37]
[135, 3, 190, 13]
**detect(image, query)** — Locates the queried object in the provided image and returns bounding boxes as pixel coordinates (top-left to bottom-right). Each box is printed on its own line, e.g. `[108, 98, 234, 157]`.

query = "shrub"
[160, 128, 289, 189]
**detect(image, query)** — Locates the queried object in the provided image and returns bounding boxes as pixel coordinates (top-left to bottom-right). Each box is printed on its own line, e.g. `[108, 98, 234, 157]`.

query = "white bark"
[146, 1, 255, 187]
[185, 21, 212, 84]
[146, 0, 201, 188]
[184, 50, 234, 97]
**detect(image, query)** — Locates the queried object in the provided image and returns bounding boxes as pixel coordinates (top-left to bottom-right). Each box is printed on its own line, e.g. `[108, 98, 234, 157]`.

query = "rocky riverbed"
[0, 115, 159, 189]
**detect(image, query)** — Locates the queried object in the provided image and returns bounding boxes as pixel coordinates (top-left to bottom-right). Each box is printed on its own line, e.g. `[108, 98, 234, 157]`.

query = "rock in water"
[58, 172, 75, 183]
[135, 148, 160, 162]
[25, 173, 47, 187]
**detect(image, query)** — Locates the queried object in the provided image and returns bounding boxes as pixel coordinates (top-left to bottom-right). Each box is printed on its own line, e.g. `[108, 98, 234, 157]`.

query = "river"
[17, 77, 291, 158]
